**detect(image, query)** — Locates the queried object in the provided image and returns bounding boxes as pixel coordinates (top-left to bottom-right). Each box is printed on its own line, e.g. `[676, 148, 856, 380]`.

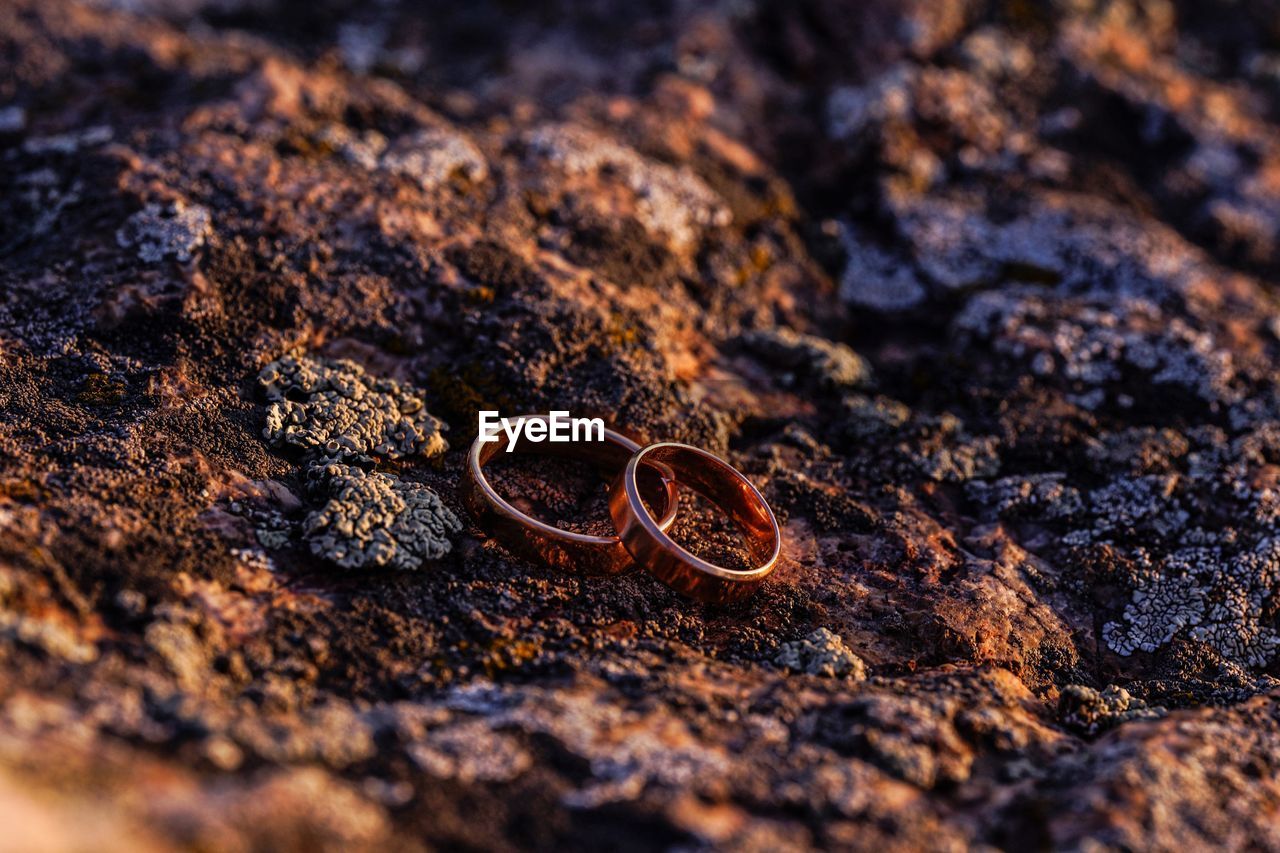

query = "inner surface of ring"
[632, 445, 776, 567]
[477, 420, 676, 538]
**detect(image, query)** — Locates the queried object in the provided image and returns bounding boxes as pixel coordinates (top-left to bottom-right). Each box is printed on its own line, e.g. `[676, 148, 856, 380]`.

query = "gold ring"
[608, 442, 780, 603]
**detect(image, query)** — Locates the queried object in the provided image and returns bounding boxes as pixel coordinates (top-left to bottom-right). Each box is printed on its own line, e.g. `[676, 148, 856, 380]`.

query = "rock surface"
[4, 0, 1280, 849]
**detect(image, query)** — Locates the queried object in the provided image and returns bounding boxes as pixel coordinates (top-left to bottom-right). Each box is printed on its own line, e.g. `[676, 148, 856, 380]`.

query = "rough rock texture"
[5, 0, 1280, 849]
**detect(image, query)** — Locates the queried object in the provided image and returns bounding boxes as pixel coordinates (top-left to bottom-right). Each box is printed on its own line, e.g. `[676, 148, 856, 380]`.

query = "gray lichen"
[740, 327, 872, 392]
[959, 27, 1034, 81]
[1063, 475, 1188, 546]
[336, 21, 386, 74]
[259, 355, 447, 460]
[317, 124, 387, 171]
[0, 105, 26, 134]
[252, 509, 294, 550]
[380, 127, 488, 189]
[14, 167, 82, 242]
[836, 225, 929, 313]
[827, 692, 973, 790]
[524, 123, 730, 249]
[775, 628, 868, 680]
[825, 66, 915, 142]
[251, 355, 457, 571]
[1082, 427, 1190, 476]
[840, 395, 998, 484]
[841, 394, 911, 440]
[1058, 684, 1163, 735]
[914, 440, 999, 483]
[955, 288, 1242, 409]
[907, 416, 999, 484]
[304, 461, 462, 570]
[22, 124, 112, 155]
[407, 720, 532, 783]
[146, 621, 210, 692]
[1102, 539, 1280, 668]
[965, 473, 1084, 521]
[116, 200, 212, 263]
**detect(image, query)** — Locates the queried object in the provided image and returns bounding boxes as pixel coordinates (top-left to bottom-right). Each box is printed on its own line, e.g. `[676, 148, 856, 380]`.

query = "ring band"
[461, 415, 680, 575]
[608, 442, 780, 603]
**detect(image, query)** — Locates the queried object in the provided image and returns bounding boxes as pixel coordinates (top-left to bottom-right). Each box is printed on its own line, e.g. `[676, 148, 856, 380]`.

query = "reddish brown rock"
[4, 0, 1280, 849]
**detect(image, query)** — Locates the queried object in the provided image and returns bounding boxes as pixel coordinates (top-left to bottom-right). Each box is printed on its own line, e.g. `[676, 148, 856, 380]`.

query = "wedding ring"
[608, 442, 780, 604]
[461, 415, 679, 574]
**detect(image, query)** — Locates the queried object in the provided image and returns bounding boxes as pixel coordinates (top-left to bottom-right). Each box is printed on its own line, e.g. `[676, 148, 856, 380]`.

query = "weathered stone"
[4, 0, 1280, 848]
